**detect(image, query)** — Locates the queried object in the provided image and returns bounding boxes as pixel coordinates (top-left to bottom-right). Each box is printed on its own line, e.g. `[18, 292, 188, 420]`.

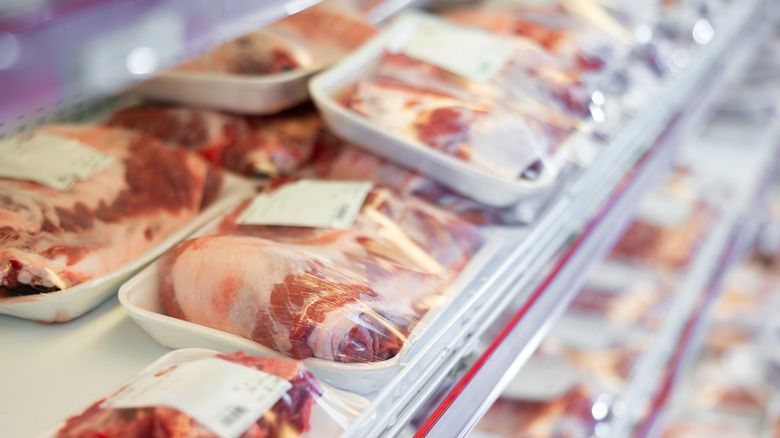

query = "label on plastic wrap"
[238, 180, 373, 229]
[0, 132, 115, 190]
[101, 357, 292, 438]
[400, 20, 513, 83]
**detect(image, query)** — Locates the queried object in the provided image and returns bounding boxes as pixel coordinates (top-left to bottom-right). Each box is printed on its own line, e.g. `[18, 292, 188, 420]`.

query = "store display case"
[3, 1, 780, 437]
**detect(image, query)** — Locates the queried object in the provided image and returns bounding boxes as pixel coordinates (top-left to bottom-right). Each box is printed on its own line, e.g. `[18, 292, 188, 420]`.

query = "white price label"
[102, 357, 292, 438]
[238, 180, 373, 229]
[400, 20, 514, 83]
[0, 132, 115, 190]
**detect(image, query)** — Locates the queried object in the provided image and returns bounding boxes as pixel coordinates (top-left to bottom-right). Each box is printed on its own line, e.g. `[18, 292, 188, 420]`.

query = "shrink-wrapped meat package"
[55, 349, 364, 438]
[144, 180, 482, 364]
[132, 0, 377, 114]
[0, 125, 223, 298]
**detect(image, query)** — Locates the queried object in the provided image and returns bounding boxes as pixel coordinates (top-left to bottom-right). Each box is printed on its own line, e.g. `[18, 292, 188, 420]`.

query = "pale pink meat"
[159, 184, 482, 363]
[0, 125, 221, 294]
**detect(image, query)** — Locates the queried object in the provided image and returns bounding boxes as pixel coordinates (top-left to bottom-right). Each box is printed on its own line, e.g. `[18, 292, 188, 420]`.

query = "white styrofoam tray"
[131, 30, 323, 115]
[119, 211, 502, 394]
[309, 12, 571, 207]
[0, 174, 255, 323]
[43, 348, 369, 438]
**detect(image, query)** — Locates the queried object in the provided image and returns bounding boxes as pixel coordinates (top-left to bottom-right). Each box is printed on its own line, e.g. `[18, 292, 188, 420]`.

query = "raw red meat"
[158, 184, 482, 363]
[106, 106, 247, 165]
[56, 351, 320, 438]
[223, 106, 324, 178]
[108, 104, 323, 178]
[0, 125, 222, 294]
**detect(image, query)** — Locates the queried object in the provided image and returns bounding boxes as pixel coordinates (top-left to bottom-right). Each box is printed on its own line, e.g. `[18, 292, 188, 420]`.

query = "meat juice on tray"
[56, 350, 361, 438]
[0, 125, 223, 298]
[155, 180, 483, 363]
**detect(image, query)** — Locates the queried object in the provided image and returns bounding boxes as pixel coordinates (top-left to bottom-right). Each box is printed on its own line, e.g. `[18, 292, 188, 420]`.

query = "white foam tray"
[43, 348, 369, 438]
[0, 174, 255, 323]
[119, 210, 502, 394]
[309, 12, 571, 208]
[132, 30, 322, 115]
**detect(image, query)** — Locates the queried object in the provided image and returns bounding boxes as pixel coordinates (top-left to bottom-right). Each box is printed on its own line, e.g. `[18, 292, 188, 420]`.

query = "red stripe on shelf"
[416, 143, 661, 437]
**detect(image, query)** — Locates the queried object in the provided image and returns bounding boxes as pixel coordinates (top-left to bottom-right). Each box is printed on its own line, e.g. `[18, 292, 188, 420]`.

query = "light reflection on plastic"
[126, 47, 159, 75]
[692, 18, 715, 45]
[590, 104, 606, 123]
[634, 25, 653, 44]
[591, 90, 605, 106]
[591, 399, 609, 420]
[0, 31, 20, 70]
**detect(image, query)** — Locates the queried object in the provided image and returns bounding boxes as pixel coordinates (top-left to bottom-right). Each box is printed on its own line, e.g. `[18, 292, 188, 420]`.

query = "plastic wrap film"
[0, 124, 222, 297]
[333, 12, 615, 181]
[155, 181, 483, 363]
[608, 168, 718, 272]
[174, 0, 377, 76]
[55, 350, 364, 438]
[443, 1, 634, 113]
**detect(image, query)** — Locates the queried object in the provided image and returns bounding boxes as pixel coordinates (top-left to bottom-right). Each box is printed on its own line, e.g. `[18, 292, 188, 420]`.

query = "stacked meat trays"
[648, 177, 780, 438]
[0, 0, 752, 436]
[465, 166, 723, 438]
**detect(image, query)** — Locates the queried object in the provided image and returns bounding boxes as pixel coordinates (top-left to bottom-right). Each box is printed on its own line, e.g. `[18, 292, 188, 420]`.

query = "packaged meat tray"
[49, 348, 368, 438]
[0, 125, 254, 322]
[310, 12, 597, 207]
[443, 0, 634, 93]
[132, 0, 377, 115]
[567, 262, 676, 330]
[608, 168, 718, 272]
[472, 386, 607, 438]
[540, 313, 651, 394]
[120, 179, 501, 393]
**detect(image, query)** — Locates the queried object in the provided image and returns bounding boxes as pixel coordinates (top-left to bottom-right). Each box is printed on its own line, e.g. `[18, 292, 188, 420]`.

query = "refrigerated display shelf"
[407, 1, 780, 436]
[627, 117, 780, 438]
[1, 1, 778, 438]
